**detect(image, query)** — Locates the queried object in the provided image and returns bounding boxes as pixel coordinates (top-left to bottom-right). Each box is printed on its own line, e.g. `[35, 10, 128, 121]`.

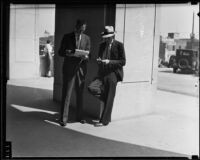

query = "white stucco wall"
[9, 4, 55, 79]
[112, 4, 160, 120]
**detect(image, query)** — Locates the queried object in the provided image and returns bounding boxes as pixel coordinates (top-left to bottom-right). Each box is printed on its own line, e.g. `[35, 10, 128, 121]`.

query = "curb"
[157, 88, 199, 97]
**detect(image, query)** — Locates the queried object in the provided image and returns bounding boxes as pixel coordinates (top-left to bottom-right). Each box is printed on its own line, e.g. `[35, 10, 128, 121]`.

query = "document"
[74, 49, 89, 57]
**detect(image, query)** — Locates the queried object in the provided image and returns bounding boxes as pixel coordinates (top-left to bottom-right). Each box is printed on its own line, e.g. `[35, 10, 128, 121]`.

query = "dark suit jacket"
[58, 32, 91, 77]
[98, 40, 126, 82]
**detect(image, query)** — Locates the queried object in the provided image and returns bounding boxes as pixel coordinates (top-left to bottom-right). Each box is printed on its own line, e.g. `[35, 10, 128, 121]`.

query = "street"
[157, 68, 199, 97]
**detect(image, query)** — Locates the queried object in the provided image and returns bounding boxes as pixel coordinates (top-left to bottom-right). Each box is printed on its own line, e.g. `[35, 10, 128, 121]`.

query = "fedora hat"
[101, 26, 115, 38]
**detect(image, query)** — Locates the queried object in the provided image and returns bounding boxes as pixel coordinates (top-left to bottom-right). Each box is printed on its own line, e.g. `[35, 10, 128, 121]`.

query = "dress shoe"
[79, 119, 86, 124]
[94, 122, 109, 127]
[59, 121, 67, 127]
[102, 122, 109, 126]
[100, 120, 109, 126]
[94, 122, 103, 127]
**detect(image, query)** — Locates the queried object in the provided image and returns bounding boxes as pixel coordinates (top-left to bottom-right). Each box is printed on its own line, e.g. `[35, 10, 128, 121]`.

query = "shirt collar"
[110, 39, 114, 45]
[108, 39, 114, 47]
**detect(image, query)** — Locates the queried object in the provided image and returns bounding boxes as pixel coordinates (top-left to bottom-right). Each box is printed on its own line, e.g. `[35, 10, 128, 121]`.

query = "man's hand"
[101, 59, 110, 64]
[81, 55, 89, 60]
[65, 49, 74, 56]
[97, 58, 110, 64]
[97, 57, 102, 63]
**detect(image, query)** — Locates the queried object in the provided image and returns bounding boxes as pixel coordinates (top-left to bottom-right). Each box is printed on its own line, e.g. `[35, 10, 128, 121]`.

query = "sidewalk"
[6, 78, 199, 157]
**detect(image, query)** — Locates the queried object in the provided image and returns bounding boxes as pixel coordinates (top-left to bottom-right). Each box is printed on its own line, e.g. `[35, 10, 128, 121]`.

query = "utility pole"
[190, 12, 195, 49]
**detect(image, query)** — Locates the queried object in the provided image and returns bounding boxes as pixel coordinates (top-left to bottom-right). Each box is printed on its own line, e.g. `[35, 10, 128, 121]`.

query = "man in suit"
[95, 26, 126, 126]
[58, 19, 91, 126]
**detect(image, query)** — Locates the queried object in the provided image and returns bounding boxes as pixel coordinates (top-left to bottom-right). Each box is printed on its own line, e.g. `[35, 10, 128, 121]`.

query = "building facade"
[8, 4, 162, 120]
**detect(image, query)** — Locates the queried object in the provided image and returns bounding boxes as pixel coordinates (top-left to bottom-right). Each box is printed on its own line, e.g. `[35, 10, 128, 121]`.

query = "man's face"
[76, 24, 87, 34]
[104, 36, 113, 44]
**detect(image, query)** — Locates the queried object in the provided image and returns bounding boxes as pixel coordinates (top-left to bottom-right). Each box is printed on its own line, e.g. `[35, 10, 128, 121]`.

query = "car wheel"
[169, 56, 176, 68]
[173, 68, 177, 73]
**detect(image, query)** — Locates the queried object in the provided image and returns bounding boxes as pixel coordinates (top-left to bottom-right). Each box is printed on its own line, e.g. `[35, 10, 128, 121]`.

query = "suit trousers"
[100, 72, 118, 124]
[60, 71, 85, 123]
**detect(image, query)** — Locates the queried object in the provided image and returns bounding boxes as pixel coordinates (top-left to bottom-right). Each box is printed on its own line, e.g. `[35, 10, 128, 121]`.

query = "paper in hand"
[74, 49, 89, 57]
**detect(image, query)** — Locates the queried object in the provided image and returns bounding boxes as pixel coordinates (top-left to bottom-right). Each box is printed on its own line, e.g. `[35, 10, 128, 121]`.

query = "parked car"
[172, 49, 199, 74]
[168, 55, 176, 68]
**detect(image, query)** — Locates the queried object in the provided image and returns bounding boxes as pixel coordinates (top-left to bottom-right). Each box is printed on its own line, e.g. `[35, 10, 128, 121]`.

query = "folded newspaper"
[74, 49, 89, 57]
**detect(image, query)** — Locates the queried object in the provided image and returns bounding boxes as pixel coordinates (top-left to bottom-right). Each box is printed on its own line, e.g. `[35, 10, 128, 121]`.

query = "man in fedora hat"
[58, 19, 91, 126]
[95, 26, 126, 126]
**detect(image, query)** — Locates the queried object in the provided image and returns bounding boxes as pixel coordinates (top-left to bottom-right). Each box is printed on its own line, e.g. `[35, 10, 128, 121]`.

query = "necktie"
[102, 44, 111, 71]
[103, 44, 111, 59]
[106, 44, 111, 59]
[76, 34, 81, 49]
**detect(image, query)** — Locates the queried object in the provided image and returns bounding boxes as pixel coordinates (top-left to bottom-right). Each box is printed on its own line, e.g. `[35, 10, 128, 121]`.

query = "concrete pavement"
[6, 77, 199, 157]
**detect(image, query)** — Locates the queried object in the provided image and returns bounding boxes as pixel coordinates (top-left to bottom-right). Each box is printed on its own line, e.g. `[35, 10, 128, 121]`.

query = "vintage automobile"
[172, 49, 199, 74]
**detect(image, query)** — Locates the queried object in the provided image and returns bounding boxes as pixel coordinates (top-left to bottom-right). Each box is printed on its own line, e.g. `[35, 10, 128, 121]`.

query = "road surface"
[157, 68, 199, 97]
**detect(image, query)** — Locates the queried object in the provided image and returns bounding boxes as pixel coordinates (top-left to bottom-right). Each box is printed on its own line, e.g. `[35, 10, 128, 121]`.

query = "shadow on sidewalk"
[6, 85, 97, 124]
[6, 84, 188, 157]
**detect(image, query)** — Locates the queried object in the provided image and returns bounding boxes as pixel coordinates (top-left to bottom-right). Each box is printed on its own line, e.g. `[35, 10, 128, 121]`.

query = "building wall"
[9, 5, 39, 79]
[175, 39, 188, 50]
[9, 4, 55, 79]
[9, 4, 160, 120]
[112, 4, 160, 120]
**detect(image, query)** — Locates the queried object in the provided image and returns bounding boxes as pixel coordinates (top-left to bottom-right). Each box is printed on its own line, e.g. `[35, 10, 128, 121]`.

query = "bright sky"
[159, 4, 199, 39]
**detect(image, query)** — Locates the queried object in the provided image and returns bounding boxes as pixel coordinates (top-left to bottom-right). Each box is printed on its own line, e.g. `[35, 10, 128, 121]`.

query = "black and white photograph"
[1, 1, 199, 158]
